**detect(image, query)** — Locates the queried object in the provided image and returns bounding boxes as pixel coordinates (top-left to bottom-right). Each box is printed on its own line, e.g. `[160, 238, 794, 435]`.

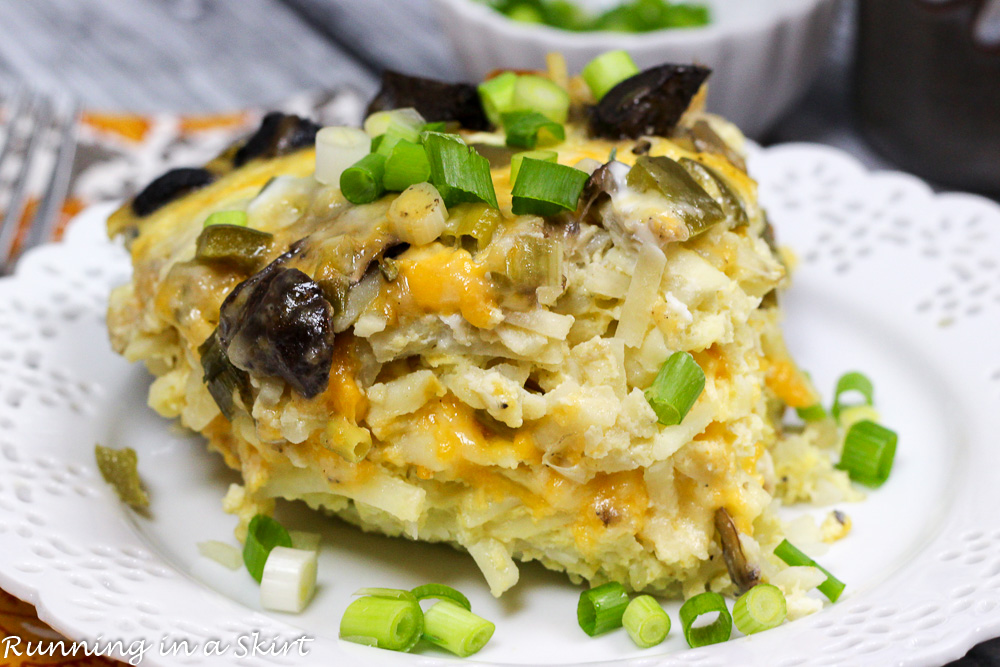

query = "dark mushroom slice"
[573, 160, 619, 225]
[131, 167, 216, 217]
[587, 63, 711, 140]
[218, 266, 335, 398]
[366, 70, 491, 131]
[233, 112, 322, 167]
[714, 507, 761, 595]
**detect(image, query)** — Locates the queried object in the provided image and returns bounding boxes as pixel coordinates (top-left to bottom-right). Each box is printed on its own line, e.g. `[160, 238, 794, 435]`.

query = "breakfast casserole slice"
[106, 56, 856, 609]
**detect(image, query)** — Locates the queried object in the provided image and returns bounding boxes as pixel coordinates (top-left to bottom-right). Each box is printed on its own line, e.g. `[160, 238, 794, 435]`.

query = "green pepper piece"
[626, 155, 725, 237]
[443, 202, 503, 251]
[504, 236, 562, 289]
[95, 444, 149, 509]
[679, 158, 749, 228]
[195, 223, 273, 272]
[198, 329, 252, 421]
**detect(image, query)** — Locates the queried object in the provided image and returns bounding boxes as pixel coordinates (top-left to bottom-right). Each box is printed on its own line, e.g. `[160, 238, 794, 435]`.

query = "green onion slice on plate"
[773, 539, 845, 602]
[243, 514, 292, 583]
[837, 420, 897, 487]
[411, 583, 472, 611]
[831, 371, 874, 420]
[577, 581, 629, 636]
[623, 594, 671, 648]
[678, 591, 732, 648]
[422, 600, 495, 657]
[733, 583, 786, 635]
[340, 592, 424, 652]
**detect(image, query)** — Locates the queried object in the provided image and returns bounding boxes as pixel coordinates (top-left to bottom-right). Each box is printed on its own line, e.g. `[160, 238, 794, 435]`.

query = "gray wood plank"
[0, 0, 378, 112]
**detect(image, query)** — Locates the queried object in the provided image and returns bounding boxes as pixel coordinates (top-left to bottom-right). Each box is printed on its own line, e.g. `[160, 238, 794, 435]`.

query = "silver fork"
[0, 85, 80, 273]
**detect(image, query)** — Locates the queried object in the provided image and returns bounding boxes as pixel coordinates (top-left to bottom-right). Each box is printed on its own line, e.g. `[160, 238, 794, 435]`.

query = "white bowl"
[429, 0, 841, 138]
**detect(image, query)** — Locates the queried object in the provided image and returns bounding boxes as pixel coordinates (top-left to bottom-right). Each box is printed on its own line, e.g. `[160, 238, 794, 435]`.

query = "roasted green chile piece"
[199, 328, 253, 421]
[626, 155, 725, 236]
[504, 236, 563, 289]
[195, 224, 274, 272]
[679, 158, 748, 227]
[94, 444, 149, 509]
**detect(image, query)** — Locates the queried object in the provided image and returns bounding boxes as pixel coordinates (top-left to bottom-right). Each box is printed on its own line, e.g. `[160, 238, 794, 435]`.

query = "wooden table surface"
[0, 1, 996, 665]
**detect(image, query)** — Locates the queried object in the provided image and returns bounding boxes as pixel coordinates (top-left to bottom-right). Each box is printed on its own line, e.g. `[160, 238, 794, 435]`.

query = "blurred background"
[0, 0, 997, 664]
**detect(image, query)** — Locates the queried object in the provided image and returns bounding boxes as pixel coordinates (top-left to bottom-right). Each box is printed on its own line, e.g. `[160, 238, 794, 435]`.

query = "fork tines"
[0, 85, 80, 272]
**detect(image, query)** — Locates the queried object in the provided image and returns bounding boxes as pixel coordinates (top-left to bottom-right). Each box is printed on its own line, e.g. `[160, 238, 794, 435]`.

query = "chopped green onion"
[478, 71, 518, 127]
[243, 514, 292, 583]
[773, 539, 845, 602]
[581, 50, 639, 101]
[502, 110, 565, 149]
[507, 3, 544, 23]
[203, 210, 247, 228]
[383, 139, 432, 192]
[289, 530, 321, 552]
[733, 584, 786, 635]
[423, 132, 499, 209]
[510, 149, 558, 182]
[411, 583, 472, 610]
[315, 126, 371, 186]
[831, 371, 874, 420]
[577, 581, 629, 636]
[512, 74, 570, 123]
[364, 108, 425, 145]
[623, 595, 671, 648]
[796, 404, 828, 421]
[837, 420, 897, 487]
[340, 152, 387, 204]
[354, 587, 415, 599]
[443, 202, 503, 249]
[260, 546, 317, 613]
[340, 594, 424, 652]
[197, 540, 243, 570]
[511, 158, 588, 216]
[421, 121, 448, 133]
[421, 600, 495, 657]
[94, 444, 148, 509]
[678, 591, 732, 648]
[373, 132, 402, 157]
[644, 351, 706, 426]
[839, 404, 880, 430]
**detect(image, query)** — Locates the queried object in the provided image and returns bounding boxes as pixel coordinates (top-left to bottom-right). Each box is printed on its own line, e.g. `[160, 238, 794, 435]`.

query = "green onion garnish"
[773, 539, 845, 602]
[837, 420, 897, 487]
[243, 514, 292, 583]
[478, 71, 518, 127]
[577, 582, 630, 636]
[421, 121, 449, 134]
[678, 591, 732, 648]
[502, 110, 565, 149]
[796, 404, 828, 421]
[510, 149, 557, 183]
[623, 595, 671, 648]
[340, 152, 387, 205]
[732, 584, 786, 635]
[423, 131, 499, 209]
[383, 139, 432, 192]
[411, 583, 472, 611]
[511, 157, 588, 216]
[512, 74, 571, 123]
[203, 210, 248, 228]
[340, 593, 424, 652]
[364, 108, 425, 145]
[581, 50, 640, 101]
[644, 351, 706, 426]
[421, 600, 495, 657]
[831, 371, 874, 420]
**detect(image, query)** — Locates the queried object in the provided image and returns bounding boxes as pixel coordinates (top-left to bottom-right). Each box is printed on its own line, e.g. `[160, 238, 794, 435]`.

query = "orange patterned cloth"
[0, 90, 361, 666]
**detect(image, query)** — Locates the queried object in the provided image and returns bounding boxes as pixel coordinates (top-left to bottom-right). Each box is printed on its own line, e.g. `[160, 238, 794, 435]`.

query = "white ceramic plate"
[1, 143, 999, 667]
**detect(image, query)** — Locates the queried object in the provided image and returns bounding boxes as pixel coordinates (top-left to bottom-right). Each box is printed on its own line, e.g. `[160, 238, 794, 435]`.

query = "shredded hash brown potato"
[107, 75, 858, 603]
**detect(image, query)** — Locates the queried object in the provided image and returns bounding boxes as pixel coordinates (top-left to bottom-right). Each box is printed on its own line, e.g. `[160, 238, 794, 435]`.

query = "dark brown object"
[367, 70, 491, 131]
[714, 507, 761, 594]
[856, 0, 1000, 194]
[587, 64, 711, 140]
[131, 167, 215, 216]
[218, 266, 335, 398]
[233, 112, 321, 167]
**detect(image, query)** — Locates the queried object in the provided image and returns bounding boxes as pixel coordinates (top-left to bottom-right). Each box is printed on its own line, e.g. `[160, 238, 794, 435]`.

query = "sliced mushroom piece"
[714, 507, 761, 594]
[234, 112, 322, 167]
[131, 167, 215, 217]
[587, 64, 711, 140]
[366, 70, 491, 131]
